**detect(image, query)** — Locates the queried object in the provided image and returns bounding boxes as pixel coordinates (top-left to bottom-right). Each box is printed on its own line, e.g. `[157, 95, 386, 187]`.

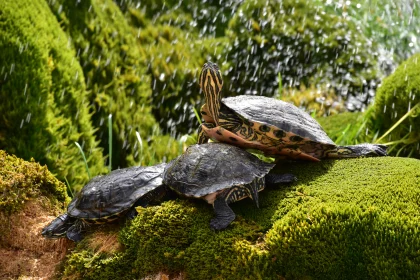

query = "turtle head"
[199, 61, 223, 126]
[41, 213, 74, 239]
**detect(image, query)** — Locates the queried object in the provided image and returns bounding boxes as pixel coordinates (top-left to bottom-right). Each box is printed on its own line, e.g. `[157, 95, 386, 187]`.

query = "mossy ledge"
[62, 156, 420, 279]
[0, 150, 69, 214]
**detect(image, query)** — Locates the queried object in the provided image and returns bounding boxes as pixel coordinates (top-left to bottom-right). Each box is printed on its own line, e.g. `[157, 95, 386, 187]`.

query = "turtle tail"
[325, 143, 388, 158]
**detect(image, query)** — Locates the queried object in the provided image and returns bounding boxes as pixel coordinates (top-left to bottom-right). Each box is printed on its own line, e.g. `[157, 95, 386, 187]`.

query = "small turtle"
[198, 61, 387, 161]
[42, 164, 171, 241]
[163, 143, 296, 230]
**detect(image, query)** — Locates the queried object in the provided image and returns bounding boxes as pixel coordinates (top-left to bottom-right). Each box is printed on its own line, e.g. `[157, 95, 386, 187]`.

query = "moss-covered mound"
[369, 53, 420, 158]
[62, 156, 420, 279]
[0, 0, 106, 191]
[225, 0, 379, 98]
[0, 150, 72, 279]
[47, 0, 161, 168]
[0, 150, 69, 214]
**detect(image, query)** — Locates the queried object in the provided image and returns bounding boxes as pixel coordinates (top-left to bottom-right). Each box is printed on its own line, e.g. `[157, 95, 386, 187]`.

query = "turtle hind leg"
[210, 196, 236, 230]
[326, 144, 388, 158]
[265, 173, 297, 187]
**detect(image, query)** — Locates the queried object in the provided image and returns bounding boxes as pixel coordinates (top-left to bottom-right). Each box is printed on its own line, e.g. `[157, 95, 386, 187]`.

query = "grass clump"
[62, 156, 420, 279]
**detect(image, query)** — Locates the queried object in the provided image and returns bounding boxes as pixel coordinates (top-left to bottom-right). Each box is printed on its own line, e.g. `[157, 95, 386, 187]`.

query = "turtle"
[162, 142, 296, 230]
[42, 164, 172, 241]
[197, 61, 387, 161]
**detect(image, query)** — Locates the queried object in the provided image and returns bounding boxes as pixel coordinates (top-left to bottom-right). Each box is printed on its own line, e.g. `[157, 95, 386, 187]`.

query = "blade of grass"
[375, 102, 420, 143]
[136, 131, 143, 165]
[64, 176, 73, 198]
[75, 142, 91, 179]
[192, 105, 202, 125]
[108, 114, 112, 172]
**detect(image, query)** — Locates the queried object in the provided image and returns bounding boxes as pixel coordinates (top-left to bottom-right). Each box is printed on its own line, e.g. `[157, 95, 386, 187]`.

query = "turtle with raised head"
[42, 164, 171, 241]
[162, 143, 296, 230]
[197, 61, 387, 161]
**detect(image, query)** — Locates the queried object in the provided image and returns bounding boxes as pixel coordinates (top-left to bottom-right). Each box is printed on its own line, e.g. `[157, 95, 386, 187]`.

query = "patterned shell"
[162, 143, 274, 197]
[67, 164, 166, 219]
[223, 95, 335, 145]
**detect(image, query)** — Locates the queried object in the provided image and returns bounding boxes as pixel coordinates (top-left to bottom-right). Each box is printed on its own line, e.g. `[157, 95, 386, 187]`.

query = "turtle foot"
[265, 173, 297, 186]
[211, 197, 236, 230]
[210, 215, 235, 230]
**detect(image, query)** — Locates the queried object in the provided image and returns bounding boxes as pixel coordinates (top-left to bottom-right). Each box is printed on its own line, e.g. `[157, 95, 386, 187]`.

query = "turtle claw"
[210, 215, 235, 231]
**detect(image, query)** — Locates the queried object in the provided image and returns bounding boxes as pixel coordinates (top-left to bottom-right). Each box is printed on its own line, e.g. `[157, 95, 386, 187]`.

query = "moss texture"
[62, 156, 420, 279]
[0, 150, 69, 214]
[0, 0, 106, 191]
[368, 53, 420, 158]
[47, 0, 161, 169]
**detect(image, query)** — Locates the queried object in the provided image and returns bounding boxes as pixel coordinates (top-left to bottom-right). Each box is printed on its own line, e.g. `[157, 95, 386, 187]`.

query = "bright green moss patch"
[0, 150, 69, 213]
[47, 0, 159, 169]
[0, 0, 106, 191]
[368, 53, 420, 158]
[63, 156, 420, 279]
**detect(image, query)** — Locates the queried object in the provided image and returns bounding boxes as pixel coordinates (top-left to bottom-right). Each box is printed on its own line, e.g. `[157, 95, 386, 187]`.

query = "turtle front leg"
[66, 219, 88, 242]
[198, 123, 215, 144]
[210, 195, 236, 230]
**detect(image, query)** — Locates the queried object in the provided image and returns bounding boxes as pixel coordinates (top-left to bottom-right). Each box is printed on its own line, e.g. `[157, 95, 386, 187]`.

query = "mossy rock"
[0, 150, 69, 214]
[225, 0, 379, 99]
[47, 0, 161, 169]
[62, 156, 420, 279]
[368, 53, 420, 158]
[0, 0, 106, 191]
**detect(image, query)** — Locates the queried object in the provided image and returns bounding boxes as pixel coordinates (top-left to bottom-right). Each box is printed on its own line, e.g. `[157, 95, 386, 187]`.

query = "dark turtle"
[42, 164, 171, 241]
[198, 61, 387, 161]
[162, 143, 296, 230]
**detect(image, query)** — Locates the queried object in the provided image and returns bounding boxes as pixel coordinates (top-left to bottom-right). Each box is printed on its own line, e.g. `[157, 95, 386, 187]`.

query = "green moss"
[0, 0, 106, 191]
[47, 0, 160, 169]
[368, 53, 420, 158]
[225, 0, 379, 98]
[0, 150, 69, 214]
[63, 157, 420, 279]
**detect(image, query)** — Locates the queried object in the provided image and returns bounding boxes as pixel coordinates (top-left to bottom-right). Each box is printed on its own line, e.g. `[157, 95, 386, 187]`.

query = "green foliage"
[117, 0, 242, 37]
[280, 85, 345, 117]
[0, 150, 69, 213]
[62, 157, 420, 279]
[225, 0, 379, 98]
[316, 112, 366, 146]
[0, 0, 106, 191]
[133, 18, 228, 134]
[47, 0, 158, 169]
[368, 53, 420, 158]
[319, 0, 420, 63]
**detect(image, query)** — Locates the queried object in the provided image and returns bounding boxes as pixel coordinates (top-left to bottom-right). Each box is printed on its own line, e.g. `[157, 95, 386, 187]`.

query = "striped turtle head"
[41, 213, 74, 239]
[199, 62, 223, 126]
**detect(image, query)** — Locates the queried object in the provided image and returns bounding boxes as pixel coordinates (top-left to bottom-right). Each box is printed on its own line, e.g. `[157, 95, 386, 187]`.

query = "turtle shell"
[162, 143, 274, 197]
[67, 163, 166, 220]
[222, 95, 335, 145]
